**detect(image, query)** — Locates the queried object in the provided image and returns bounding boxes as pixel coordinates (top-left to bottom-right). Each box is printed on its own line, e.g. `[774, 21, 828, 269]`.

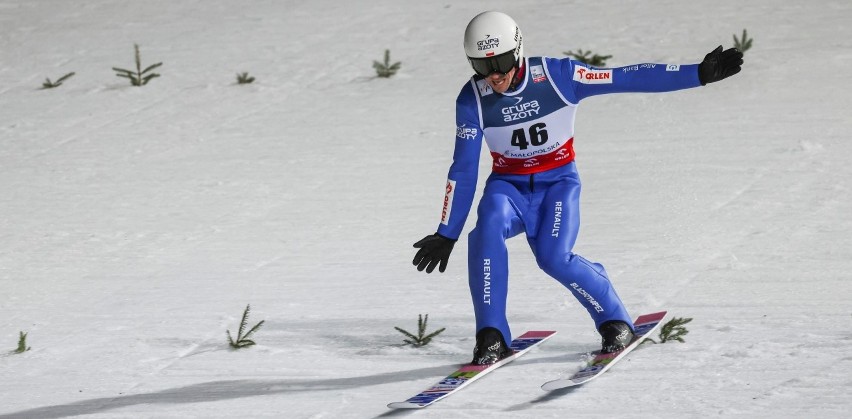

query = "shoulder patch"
[531, 65, 546, 83]
[476, 78, 494, 96]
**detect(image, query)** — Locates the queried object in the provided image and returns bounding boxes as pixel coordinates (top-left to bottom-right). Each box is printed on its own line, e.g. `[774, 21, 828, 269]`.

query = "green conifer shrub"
[394, 314, 445, 347]
[373, 49, 401, 78]
[564, 49, 613, 67]
[41, 72, 75, 89]
[733, 29, 753, 54]
[227, 305, 265, 349]
[113, 44, 162, 86]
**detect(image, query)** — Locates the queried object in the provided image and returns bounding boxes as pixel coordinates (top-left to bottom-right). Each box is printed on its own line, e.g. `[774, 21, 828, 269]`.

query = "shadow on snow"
[0, 363, 459, 418]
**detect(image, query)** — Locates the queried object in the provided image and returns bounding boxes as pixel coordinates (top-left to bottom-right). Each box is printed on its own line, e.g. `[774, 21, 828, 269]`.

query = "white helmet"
[463, 11, 523, 76]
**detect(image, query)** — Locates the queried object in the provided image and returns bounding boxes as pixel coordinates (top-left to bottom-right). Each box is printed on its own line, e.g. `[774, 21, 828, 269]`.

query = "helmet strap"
[509, 60, 525, 91]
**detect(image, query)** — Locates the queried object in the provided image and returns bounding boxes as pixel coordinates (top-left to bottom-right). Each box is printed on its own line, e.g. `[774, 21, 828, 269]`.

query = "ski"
[541, 311, 667, 391]
[388, 330, 556, 409]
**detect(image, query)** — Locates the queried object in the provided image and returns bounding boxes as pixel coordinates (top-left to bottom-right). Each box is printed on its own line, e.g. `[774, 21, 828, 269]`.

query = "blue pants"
[467, 163, 632, 343]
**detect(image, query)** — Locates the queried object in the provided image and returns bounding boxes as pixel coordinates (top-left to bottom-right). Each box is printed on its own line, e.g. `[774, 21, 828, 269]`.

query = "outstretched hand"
[698, 45, 743, 85]
[412, 233, 456, 273]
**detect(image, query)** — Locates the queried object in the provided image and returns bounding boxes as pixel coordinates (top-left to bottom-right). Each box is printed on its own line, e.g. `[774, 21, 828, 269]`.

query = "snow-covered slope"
[1, 1, 850, 417]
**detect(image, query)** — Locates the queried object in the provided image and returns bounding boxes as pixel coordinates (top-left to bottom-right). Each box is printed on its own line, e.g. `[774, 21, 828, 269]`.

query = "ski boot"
[599, 320, 635, 354]
[471, 327, 513, 365]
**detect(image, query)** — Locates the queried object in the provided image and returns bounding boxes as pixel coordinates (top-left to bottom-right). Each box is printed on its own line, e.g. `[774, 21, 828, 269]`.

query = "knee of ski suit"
[535, 252, 608, 281]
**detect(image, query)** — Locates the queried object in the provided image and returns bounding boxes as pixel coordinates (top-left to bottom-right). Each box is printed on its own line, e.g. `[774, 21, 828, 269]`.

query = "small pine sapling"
[394, 314, 445, 347]
[373, 49, 401, 78]
[564, 49, 613, 67]
[227, 304, 265, 349]
[236, 72, 255, 84]
[113, 44, 163, 86]
[733, 29, 753, 54]
[41, 72, 75, 89]
[646, 317, 693, 344]
[14, 331, 31, 353]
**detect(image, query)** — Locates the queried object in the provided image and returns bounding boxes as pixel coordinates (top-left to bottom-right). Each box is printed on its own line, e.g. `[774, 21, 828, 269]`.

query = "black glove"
[412, 233, 456, 273]
[698, 45, 743, 85]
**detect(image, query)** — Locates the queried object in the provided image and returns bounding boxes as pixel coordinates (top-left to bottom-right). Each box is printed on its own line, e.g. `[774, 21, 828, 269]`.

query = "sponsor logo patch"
[500, 97, 540, 122]
[476, 35, 500, 51]
[476, 78, 493, 96]
[456, 124, 478, 140]
[570, 282, 605, 313]
[531, 65, 546, 82]
[523, 158, 539, 168]
[483, 258, 491, 305]
[666, 64, 680, 71]
[573, 66, 613, 84]
[551, 201, 562, 237]
[440, 179, 456, 226]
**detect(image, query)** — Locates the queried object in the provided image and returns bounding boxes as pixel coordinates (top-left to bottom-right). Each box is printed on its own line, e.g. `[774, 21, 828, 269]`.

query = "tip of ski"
[387, 401, 426, 409]
[387, 330, 556, 409]
[541, 311, 668, 391]
[541, 377, 587, 390]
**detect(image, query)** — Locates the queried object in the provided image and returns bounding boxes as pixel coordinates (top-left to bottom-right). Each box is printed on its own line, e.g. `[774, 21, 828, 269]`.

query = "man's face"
[485, 67, 516, 94]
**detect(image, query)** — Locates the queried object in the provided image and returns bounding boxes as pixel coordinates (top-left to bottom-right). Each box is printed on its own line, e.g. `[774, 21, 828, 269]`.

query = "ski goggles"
[468, 50, 517, 76]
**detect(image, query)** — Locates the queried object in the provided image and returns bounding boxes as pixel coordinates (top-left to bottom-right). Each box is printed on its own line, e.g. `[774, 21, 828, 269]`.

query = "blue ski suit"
[436, 57, 702, 343]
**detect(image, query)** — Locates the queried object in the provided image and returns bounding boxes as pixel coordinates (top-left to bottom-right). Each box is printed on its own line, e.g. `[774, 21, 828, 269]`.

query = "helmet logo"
[476, 35, 500, 51]
[514, 27, 522, 57]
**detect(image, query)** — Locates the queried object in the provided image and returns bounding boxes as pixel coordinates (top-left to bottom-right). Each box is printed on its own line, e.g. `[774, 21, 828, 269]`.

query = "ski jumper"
[437, 57, 702, 343]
